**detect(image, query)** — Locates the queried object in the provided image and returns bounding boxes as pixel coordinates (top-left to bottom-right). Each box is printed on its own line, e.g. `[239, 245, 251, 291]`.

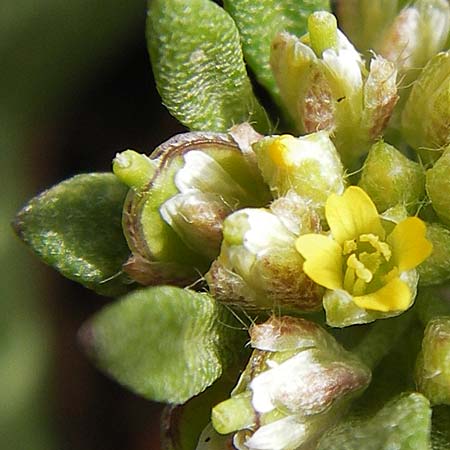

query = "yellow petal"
[387, 217, 433, 272]
[325, 186, 385, 244]
[295, 234, 343, 290]
[352, 277, 411, 312]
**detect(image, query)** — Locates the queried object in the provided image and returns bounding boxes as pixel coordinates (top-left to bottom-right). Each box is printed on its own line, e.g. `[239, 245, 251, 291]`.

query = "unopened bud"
[378, 0, 450, 76]
[426, 145, 450, 225]
[336, 0, 401, 52]
[402, 51, 450, 163]
[416, 317, 450, 405]
[253, 132, 345, 216]
[206, 208, 323, 312]
[160, 192, 231, 260]
[418, 222, 450, 286]
[270, 19, 398, 169]
[212, 316, 371, 450]
[358, 140, 425, 213]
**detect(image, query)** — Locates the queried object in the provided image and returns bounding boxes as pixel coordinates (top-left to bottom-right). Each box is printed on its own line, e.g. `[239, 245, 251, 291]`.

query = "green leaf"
[79, 286, 247, 404]
[13, 173, 131, 296]
[223, 0, 330, 104]
[147, 0, 270, 133]
[317, 393, 432, 450]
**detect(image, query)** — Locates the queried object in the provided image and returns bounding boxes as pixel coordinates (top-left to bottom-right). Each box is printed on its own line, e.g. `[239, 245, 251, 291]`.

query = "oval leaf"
[79, 286, 247, 404]
[13, 173, 131, 296]
[147, 0, 270, 133]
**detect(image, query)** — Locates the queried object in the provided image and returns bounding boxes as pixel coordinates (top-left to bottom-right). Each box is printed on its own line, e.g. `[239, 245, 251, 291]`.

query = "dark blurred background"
[1, 1, 184, 449]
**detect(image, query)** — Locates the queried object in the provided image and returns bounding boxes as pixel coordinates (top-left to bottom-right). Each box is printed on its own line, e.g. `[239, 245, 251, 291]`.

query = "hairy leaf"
[14, 173, 130, 296]
[147, 0, 270, 133]
[79, 286, 247, 404]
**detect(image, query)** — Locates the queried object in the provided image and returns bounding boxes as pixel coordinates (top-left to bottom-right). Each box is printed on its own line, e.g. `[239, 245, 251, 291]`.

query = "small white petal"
[245, 416, 308, 450]
[175, 151, 248, 206]
[250, 349, 321, 413]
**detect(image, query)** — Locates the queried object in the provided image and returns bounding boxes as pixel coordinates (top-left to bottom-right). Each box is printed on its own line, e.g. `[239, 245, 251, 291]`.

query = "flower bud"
[160, 192, 232, 260]
[378, 0, 450, 77]
[336, 0, 401, 52]
[270, 15, 398, 168]
[212, 316, 371, 450]
[402, 52, 450, 163]
[206, 207, 323, 312]
[418, 222, 450, 286]
[121, 127, 271, 286]
[416, 317, 450, 405]
[252, 132, 345, 217]
[426, 145, 450, 225]
[358, 140, 425, 213]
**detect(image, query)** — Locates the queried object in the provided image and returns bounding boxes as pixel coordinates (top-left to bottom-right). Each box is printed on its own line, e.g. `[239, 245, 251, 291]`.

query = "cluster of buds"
[106, 4, 450, 330]
[210, 316, 371, 450]
[271, 11, 399, 169]
[13, 0, 450, 450]
[13, 1, 450, 449]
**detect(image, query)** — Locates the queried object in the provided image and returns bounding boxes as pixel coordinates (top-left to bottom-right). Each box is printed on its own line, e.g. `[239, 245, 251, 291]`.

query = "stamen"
[343, 266, 356, 292]
[359, 233, 391, 261]
[343, 239, 357, 255]
[347, 254, 373, 283]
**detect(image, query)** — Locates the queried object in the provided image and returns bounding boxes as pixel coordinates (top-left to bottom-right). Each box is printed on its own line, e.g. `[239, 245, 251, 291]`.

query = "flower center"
[342, 233, 393, 296]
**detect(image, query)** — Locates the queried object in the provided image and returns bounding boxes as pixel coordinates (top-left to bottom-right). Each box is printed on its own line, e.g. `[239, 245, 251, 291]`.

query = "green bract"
[12, 0, 450, 449]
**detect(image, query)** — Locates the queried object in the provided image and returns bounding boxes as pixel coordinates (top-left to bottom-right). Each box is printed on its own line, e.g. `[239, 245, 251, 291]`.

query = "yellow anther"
[347, 254, 373, 283]
[359, 233, 391, 261]
[343, 239, 357, 255]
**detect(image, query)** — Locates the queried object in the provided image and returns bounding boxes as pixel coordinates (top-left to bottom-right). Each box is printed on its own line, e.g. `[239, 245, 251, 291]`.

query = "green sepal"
[13, 173, 131, 296]
[147, 0, 270, 133]
[317, 393, 432, 450]
[223, 0, 330, 107]
[79, 286, 247, 404]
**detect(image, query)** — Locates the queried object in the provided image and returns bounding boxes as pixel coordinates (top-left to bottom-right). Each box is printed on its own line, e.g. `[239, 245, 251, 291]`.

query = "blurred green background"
[1, 1, 183, 448]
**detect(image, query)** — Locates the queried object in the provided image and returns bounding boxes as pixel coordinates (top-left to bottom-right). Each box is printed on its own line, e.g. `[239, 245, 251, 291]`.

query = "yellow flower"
[295, 186, 432, 312]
